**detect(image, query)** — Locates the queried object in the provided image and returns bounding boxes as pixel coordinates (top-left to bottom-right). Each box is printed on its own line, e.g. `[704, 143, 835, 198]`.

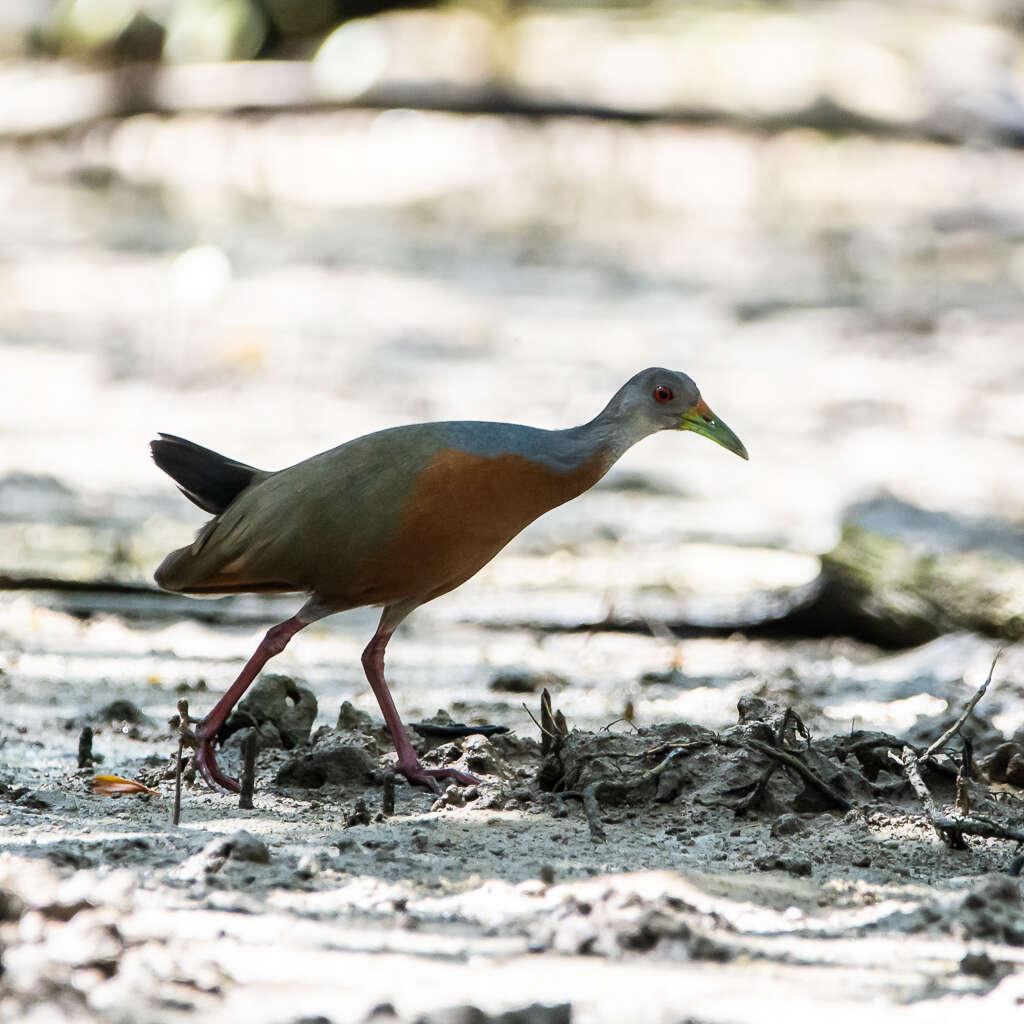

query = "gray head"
[603, 367, 748, 459]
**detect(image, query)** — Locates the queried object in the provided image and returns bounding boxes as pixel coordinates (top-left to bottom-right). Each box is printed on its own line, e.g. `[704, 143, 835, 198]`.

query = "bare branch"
[921, 650, 1002, 761]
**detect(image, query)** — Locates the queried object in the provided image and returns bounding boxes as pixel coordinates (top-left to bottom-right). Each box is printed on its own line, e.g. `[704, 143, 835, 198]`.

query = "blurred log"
[752, 496, 1024, 648]
[5, 0, 1024, 147]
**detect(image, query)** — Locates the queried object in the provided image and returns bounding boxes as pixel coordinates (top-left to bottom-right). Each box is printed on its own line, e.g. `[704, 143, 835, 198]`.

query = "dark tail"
[151, 433, 265, 515]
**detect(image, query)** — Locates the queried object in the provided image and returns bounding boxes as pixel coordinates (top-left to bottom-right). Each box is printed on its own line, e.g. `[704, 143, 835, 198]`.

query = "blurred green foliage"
[31, 0, 443, 62]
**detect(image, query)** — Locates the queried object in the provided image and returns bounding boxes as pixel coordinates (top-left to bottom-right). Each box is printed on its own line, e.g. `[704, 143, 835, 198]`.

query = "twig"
[522, 701, 546, 734]
[895, 741, 1024, 847]
[582, 783, 606, 841]
[171, 697, 191, 827]
[841, 735, 920, 757]
[601, 716, 640, 734]
[640, 738, 716, 760]
[172, 737, 184, 827]
[599, 748, 686, 794]
[734, 762, 778, 814]
[897, 746, 957, 843]
[541, 689, 555, 756]
[928, 815, 1024, 844]
[891, 652, 1024, 850]
[554, 709, 568, 739]
[77, 726, 94, 768]
[524, 696, 561, 752]
[744, 738, 851, 811]
[921, 650, 1001, 761]
[563, 748, 688, 841]
[530, 689, 568, 755]
[238, 730, 257, 810]
[894, 747, 967, 849]
[778, 707, 810, 749]
[174, 697, 197, 748]
[956, 738, 972, 817]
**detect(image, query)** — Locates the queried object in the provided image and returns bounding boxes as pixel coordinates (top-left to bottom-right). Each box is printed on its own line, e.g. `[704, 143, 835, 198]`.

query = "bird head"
[621, 367, 748, 460]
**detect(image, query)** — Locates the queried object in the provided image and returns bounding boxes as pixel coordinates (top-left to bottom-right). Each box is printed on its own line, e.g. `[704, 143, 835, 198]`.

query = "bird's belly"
[340, 446, 605, 607]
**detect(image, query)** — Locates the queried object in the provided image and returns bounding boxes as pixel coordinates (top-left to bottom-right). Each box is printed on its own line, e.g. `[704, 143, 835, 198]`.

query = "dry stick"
[77, 726, 94, 768]
[566, 748, 687, 841]
[956, 738, 973, 817]
[743, 738, 852, 811]
[171, 697, 192, 827]
[735, 761, 778, 815]
[896, 746, 966, 849]
[843, 735, 920, 758]
[238, 731, 257, 810]
[172, 737, 184, 827]
[733, 708, 812, 815]
[581, 783, 606, 841]
[922, 814, 1024, 845]
[540, 689, 555, 756]
[921, 650, 1002, 761]
[174, 697, 196, 745]
[554, 709, 568, 740]
[892, 650, 1024, 849]
[524, 697, 563, 752]
[778, 707, 810, 749]
[641, 738, 716, 760]
[893, 747, 1024, 847]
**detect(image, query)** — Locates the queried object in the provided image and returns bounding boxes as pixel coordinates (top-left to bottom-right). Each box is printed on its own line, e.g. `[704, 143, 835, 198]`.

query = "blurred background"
[1, 0, 1023, 744]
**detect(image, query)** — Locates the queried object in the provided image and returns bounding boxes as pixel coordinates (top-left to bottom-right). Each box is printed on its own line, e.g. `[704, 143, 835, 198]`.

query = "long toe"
[196, 740, 241, 793]
[398, 764, 480, 792]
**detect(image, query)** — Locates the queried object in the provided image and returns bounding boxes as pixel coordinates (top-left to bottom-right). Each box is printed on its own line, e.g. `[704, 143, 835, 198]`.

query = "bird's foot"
[396, 761, 479, 794]
[182, 716, 239, 794]
[193, 725, 240, 793]
[172, 700, 238, 793]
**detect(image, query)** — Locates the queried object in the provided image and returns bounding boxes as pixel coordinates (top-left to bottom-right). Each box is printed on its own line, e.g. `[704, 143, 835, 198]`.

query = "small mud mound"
[524, 688, 1024, 856]
[223, 673, 318, 749]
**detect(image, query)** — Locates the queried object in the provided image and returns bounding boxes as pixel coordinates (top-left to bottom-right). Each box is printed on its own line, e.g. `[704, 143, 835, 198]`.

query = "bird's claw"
[396, 764, 479, 794]
[172, 695, 239, 793]
[194, 734, 241, 793]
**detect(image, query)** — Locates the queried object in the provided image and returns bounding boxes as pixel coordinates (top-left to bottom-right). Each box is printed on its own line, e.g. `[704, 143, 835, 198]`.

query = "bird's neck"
[561, 392, 659, 474]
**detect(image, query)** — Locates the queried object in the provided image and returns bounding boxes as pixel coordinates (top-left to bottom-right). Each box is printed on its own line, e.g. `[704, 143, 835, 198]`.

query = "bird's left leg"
[191, 602, 325, 791]
[362, 606, 478, 794]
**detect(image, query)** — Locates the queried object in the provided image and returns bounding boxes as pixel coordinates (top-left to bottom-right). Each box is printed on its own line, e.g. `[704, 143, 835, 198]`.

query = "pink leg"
[194, 614, 308, 791]
[361, 621, 478, 794]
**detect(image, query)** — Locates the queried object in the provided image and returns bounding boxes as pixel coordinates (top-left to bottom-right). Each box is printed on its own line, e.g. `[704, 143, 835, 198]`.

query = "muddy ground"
[3, 56, 1024, 1023]
[2, 606, 1024, 1024]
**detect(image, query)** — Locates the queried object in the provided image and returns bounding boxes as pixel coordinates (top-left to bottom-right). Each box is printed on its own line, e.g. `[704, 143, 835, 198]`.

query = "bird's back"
[154, 420, 612, 609]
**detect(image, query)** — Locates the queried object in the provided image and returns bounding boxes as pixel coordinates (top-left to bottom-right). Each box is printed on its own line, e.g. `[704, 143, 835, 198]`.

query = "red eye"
[653, 385, 673, 403]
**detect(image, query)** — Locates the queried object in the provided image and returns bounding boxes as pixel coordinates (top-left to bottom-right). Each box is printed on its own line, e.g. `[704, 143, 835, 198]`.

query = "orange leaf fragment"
[91, 774, 159, 797]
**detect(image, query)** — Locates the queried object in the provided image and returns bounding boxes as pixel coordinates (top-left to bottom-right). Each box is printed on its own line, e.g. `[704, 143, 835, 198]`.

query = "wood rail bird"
[152, 368, 747, 793]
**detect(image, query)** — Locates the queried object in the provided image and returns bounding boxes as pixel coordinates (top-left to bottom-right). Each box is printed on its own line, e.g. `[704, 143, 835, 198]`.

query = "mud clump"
[955, 874, 1024, 944]
[224, 673, 317, 750]
[527, 886, 730, 963]
[94, 699, 150, 726]
[981, 742, 1024, 787]
[175, 829, 271, 881]
[489, 669, 567, 694]
[276, 743, 378, 788]
[535, 696, 864, 820]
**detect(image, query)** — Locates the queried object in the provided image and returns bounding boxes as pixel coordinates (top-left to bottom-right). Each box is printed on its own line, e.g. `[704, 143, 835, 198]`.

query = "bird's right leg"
[362, 608, 479, 794]
[191, 613, 311, 791]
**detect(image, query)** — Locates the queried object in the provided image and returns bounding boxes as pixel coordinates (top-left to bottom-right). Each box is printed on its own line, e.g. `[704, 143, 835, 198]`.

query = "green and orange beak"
[680, 398, 748, 460]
